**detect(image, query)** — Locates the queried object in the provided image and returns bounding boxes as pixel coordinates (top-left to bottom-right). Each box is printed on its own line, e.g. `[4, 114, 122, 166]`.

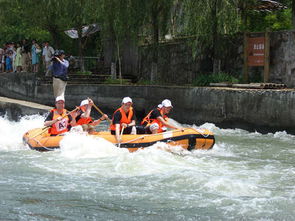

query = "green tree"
[99, 0, 145, 79]
[62, 0, 99, 71]
[144, 0, 174, 82]
[183, 0, 240, 73]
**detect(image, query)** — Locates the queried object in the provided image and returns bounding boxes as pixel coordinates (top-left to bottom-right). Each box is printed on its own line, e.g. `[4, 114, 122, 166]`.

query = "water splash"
[0, 114, 45, 151]
[1, 114, 295, 220]
[59, 132, 128, 159]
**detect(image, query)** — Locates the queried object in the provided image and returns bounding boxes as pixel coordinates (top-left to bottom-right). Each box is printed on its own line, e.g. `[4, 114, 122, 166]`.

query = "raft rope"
[192, 128, 210, 138]
[119, 128, 189, 145]
[32, 137, 54, 151]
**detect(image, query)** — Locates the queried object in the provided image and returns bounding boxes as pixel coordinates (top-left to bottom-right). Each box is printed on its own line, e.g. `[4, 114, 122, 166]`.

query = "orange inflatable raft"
[23, 127, 215, 152]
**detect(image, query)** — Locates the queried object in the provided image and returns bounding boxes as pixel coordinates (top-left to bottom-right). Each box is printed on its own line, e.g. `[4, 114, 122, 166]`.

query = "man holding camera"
[52, 50, 69, 98]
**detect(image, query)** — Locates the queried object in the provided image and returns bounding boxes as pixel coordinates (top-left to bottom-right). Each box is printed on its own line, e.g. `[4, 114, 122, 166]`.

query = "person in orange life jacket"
[74, 98, 108, 132]
[141, 99, 181, 134]
[44, 96, 76, 136]
[110, 97, 136, 143]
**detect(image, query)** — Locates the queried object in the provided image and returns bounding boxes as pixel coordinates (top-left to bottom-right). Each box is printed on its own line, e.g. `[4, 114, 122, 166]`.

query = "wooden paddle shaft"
[92, 103, 112, 123]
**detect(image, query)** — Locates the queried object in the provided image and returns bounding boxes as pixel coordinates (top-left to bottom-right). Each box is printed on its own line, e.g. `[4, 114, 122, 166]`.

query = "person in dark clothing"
[51, 50, 69, 98]
[21, 39, 31, 72]
[141, 99, 181, 134]
[109, 97, 136, 143]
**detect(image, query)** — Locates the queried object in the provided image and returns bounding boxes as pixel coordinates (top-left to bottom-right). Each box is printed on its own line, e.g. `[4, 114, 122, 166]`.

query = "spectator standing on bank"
[31, 40, 41, 73]
[15, 43, 22, 72]
[42, 41, 54, 76]
[5, 50, 13, 72]
[12, 44, 17, 72]
[21, 39, 31, 72]
[0, 46, 4, 73]
[52, 50, 69, 98]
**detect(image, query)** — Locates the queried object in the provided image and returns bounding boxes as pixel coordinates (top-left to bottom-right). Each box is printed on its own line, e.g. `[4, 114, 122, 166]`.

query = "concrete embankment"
[0, 96, 52, 121]
[0, 72, 295, 134]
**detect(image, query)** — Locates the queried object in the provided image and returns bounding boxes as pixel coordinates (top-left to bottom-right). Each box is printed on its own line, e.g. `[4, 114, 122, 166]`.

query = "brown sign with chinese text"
[247, 37, 265, 66]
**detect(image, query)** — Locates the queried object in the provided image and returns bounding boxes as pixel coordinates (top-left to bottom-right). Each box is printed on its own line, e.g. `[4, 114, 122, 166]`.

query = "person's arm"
[68, 115, 76, 126]
[61, 59, 69, 68]
[44, 112, 62, 127]
[127, 120, 136, 127]
[115, 124, 121, 143]
[42, 48, 46, 62]
[91, 114, 108, 126]
[51, 47, 54, 56]
[44, 118, 61, 127]
[55, 57, 69, 68]
[157, 116, 179, 130]
[112, 112, 122, 143]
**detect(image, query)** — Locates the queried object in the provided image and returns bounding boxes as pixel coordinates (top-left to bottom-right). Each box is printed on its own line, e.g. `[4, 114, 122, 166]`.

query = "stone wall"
[138, 37, 243, 84]
[270, 31, 295, 87]
[0, 73, 295, 134]
[0, 96, 52, 121]
[137, 30, 295, 87]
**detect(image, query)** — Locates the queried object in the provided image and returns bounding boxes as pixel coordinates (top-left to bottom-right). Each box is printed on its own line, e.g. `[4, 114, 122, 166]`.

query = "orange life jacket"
[141, 108, 168, 133]
[110, 107, 133, 131]
[48, 109, 70, 135]
[76, 111, 92, 125]
[77, 117, 92, 125]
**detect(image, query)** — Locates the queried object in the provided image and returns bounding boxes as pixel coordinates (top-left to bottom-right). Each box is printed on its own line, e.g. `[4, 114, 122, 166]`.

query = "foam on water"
[1, 114, 295, 220]
[59, 132, 128, 159]
[0, 115, 45, 151]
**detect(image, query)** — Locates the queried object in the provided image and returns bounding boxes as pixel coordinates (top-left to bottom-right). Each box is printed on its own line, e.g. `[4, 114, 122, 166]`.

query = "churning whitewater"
[0, 114, 294, 220]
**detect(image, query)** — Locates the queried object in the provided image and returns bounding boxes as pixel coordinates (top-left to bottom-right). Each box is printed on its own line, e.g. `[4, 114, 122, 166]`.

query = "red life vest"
[76, 111, 92, 125]
[141, 108, 168, 133]
[48, 109, 70, 135]
[77, 117, 92, 125]
[110, 107, 133, 131]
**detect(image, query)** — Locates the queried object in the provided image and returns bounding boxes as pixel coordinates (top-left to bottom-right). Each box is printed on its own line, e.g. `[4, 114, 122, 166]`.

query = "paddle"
[88, 99, 112, 124]
[118, 126, 125, 148]
[29, 106, 80, 140]
[119, 128, 187, 145]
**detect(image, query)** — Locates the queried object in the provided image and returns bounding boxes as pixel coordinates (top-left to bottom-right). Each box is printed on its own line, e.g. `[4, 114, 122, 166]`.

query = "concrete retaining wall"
[139, 30, 295, 87]
[0, 96, 52, 121]
[0, 72, 295, 134]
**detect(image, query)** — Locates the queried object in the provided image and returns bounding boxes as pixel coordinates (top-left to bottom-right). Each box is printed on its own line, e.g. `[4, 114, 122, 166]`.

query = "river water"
[0, 114, 294, 221]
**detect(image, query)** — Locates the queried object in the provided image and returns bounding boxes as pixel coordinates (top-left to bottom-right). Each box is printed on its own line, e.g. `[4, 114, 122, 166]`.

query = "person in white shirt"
[0, 47, 4, 72]
[42, 41, 54, 76]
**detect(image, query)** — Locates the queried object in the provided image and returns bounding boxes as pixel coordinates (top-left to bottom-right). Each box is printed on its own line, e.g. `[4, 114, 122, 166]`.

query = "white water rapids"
[0, 114, 294, 220]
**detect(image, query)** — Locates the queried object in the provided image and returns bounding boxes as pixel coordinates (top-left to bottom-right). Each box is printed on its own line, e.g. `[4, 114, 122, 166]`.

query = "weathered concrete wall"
[139, 37, 242, 84]
[270, 31, 295, 87]
[0, 96, 52, 121]
[0, 72, 295, 134]
[138, 30, 295, 87]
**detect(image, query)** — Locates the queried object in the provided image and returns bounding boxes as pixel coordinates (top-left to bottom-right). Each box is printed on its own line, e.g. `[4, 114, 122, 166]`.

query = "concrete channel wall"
[0, 72, 295, 134]
[0, 96, 52, 121]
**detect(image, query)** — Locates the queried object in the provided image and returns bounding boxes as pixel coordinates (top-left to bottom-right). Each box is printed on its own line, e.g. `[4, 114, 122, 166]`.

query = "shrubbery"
[103, 77, 131, 84]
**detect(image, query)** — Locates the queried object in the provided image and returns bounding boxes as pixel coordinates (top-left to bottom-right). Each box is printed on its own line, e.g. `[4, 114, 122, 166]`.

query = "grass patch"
[103, 77, 131, 84]
[76, 71, 92, 75]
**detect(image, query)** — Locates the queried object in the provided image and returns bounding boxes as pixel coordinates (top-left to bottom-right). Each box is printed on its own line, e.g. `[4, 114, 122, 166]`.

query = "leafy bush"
[136, 79, 153, 85]
[103, 77, 131, 84]
[192, 72, 239, 86]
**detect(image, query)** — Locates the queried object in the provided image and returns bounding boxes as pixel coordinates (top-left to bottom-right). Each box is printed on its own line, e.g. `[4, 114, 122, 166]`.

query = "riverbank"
[0, 72, 294, 134]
